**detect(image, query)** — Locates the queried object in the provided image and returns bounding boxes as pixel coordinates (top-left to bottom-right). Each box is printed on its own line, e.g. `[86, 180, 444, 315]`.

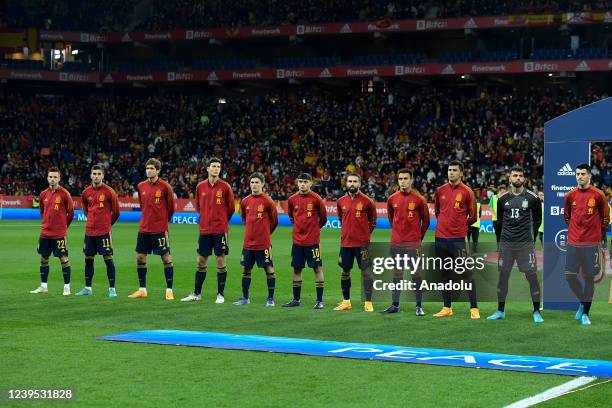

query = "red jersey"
[195, 178, 235, 234]
[337, 192, 377, 247]
[287, 191, 327, 246]
[39, 186, 74, 239]
[434, 182, 477, 239]
[240, 194, 278, 250]
[82, 183, 120, 236]
[387, 190, 430, 246]
[564, 186, 610, 246]
[137, 178, 175, 233]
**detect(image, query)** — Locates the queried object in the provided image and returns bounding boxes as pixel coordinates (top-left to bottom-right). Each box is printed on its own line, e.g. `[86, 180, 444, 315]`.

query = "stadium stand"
[1, 88, 607, 202]
[3, 0, 611, 31]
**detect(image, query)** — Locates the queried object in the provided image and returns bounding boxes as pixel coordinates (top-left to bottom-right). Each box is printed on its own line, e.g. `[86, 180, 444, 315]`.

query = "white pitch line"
[503, 376, 597, 408]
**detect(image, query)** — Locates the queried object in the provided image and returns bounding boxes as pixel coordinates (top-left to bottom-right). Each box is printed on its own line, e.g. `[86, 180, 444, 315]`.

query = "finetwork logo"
[557, 163, 575, 176]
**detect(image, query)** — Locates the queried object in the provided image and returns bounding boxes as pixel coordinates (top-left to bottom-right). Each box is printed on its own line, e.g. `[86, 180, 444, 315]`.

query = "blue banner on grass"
[1, 209, 497, 232]
[99, 330, 612, 378]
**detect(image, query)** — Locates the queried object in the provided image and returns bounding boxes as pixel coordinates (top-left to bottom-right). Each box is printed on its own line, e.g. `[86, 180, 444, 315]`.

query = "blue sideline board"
[99, 330, 612, 378]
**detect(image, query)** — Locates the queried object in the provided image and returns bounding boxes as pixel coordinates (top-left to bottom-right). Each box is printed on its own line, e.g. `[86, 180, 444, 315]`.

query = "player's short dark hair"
[397, 168, 413, 178]
[345, 172, 361, 182]
[509, 166, 524, 174]
[448, 160, 464, 171]
[498, 184, 507, 190]
[297, 173, 312, 181]
[207, 158, 222, 167]
[91, 164, 104, 174]
[146, 158, 162, 171]
[576, 163, 591, 173]
[249, 172, 265, 183]
[48, 166, 60, 174]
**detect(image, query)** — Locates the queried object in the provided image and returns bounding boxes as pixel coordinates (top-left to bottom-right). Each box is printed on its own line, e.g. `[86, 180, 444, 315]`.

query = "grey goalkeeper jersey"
[498, 189, 542, 243]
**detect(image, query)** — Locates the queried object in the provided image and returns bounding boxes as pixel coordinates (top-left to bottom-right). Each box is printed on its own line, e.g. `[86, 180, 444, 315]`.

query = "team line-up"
[30, 158, 608, 325]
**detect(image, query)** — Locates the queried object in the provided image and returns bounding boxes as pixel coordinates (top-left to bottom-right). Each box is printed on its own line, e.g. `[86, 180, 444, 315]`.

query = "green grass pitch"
[1, 219, 611, 407]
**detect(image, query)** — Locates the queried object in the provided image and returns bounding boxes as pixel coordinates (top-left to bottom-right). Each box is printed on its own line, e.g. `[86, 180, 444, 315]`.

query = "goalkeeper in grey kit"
[488, 166, 543, 323]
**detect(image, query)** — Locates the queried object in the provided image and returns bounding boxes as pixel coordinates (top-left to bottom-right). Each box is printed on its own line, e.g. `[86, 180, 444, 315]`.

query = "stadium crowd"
[139, 0, 612, 30]
[1, 87, 609, 202]
[3, 0, 135, 31]
[3, 0, 611, 32]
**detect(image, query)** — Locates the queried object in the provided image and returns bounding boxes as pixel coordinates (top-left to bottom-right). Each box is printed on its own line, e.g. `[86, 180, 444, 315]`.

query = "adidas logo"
[102, 74, 114, 83]
[441, 64, 455, 75]
[505, 202, 510, 206]
[557, 163, 575, 176]
[464, 18, 477, 29]
[184, 201, 195, 211]
[207, 71, 218, 81]
[319, 68, 332, 78]
[121, 33, 132, 42]
[576, 60, 590, 71]
[340, 24, 352, 34]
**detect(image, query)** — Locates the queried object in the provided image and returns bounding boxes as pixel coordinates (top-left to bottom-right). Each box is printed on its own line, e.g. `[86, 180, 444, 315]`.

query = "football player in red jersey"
[432, 161, 479, 319]
[383, 169, 430, 315]
[563, 163, 609, 325]
[76, 165, 120, 298]
[334, 173, 377, 312]
[233, 172, 279, 306]
[181, 158, 234, 303]
[284, 173, 327, 309]
[128, 158, 176, 300]
[30, 167, 74, 296]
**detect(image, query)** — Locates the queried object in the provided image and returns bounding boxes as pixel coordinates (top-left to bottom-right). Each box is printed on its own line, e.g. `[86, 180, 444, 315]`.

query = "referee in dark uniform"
[487, 166, 543, 323]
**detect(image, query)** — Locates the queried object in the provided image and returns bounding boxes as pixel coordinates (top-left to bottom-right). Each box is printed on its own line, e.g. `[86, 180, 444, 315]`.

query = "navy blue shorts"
[83, 233, 113, 256]
[565, 245, 599, 276]
[389, 246, 421, 278]
[338, 246, 370, 270]
[38, 237, 68, 258]
[241, 247, 273, 269]
[135, 232, 170, 255]
[390, 246, 418, 259]
[197, 233, 228, 257]
[291, 244, 322, 269]
[434, 237, 467, 259]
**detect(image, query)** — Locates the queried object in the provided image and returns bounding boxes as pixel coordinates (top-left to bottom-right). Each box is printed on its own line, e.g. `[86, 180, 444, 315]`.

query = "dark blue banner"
[0, 209, 497, 232]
